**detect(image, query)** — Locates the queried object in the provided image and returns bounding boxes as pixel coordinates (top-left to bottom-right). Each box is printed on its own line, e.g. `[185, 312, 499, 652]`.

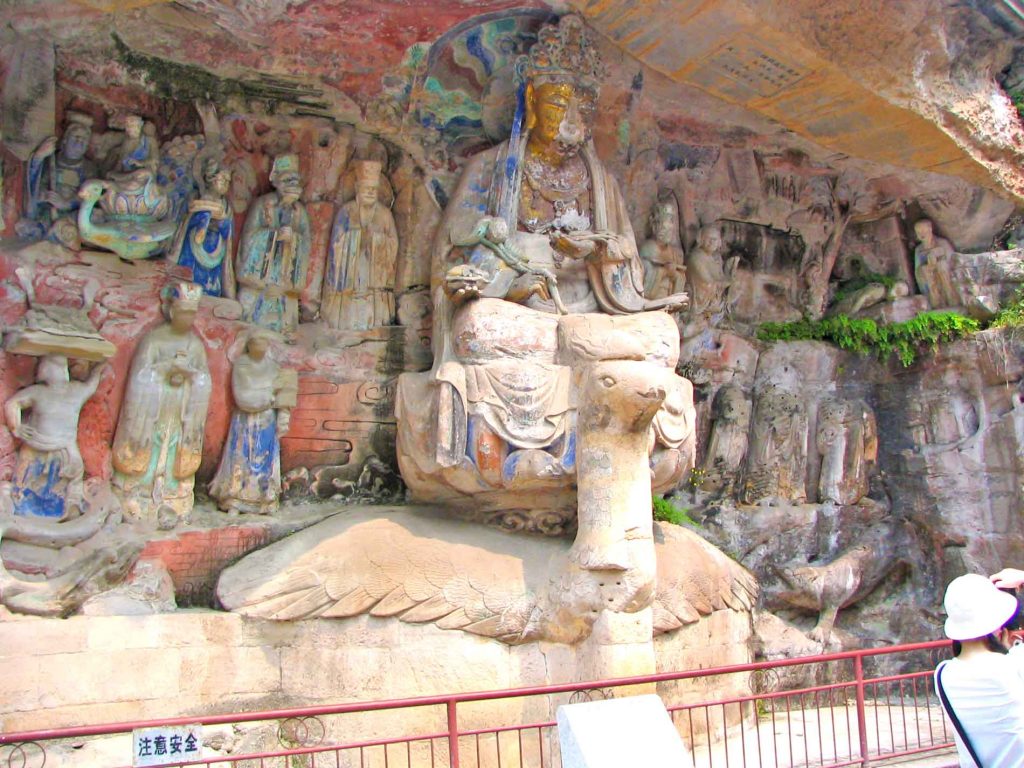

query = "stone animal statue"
[217, 507, 757, 645]
[77, 179, 178, 259]
[774, 519, 914, 644]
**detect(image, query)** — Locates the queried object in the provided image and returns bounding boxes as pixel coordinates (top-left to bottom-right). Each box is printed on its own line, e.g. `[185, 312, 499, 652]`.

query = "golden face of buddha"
[525, 81, 597, 161]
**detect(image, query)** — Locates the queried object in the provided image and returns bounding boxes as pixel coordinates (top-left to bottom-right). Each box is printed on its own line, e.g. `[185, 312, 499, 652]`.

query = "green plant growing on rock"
[1011, 89, 1024, 121]
[991, 286, 1024, 329]
[757, 311, 980, 367]
[652, 495, 696, 526]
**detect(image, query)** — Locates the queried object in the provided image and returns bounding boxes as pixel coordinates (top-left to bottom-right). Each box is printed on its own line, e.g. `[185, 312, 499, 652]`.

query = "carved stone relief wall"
[1, 4, 1024, 718]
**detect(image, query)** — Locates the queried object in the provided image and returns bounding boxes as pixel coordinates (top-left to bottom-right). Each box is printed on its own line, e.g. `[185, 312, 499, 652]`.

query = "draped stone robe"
[111, 325, 211, 520]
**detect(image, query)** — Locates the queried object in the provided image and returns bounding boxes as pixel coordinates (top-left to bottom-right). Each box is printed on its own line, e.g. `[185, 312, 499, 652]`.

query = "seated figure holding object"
[396, 15, 693, 534]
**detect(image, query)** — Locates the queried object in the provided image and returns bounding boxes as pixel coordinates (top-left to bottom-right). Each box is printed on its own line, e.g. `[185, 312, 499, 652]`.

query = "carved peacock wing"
[652, 521, 759, 634]
[216, 507, 544, 644]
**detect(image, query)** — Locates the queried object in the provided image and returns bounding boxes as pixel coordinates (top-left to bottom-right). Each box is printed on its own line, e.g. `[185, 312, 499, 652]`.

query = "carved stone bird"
[216, 506, 757, 645]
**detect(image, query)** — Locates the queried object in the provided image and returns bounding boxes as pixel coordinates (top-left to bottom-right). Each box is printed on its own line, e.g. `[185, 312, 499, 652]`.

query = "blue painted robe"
[21, 153, 95, 239]
[12, 447, 78, 519]
[209, 355, 282, 514]
[170, 201, 234, 297]
[8, 374, 101, 519]
[236, 193, 311, 332]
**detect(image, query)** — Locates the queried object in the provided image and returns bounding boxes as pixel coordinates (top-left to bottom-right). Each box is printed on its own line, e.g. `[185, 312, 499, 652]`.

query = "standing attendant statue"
[4, 355, 105, 519]
[112, 282, 211, 524]
[321, 159, 400, 330]
[237, 154, 311, 333]
[913, 219, 959, 309]
[686, 225, 737, 320]
[209, 330, 296, 515]
[639, 194, 687, 300]
[169, 159, 235, 298]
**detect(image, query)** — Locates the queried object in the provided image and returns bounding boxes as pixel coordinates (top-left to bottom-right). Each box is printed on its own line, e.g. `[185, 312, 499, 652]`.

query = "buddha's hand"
[445, 264, 490, 306]
[552, 231, 631, 263]
[168, 354, 196, 385]
[550, 232, 596, 260]
[592, 232, 632, 263]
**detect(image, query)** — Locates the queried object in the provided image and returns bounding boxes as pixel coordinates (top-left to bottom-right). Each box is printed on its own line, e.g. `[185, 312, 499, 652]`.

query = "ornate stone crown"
[522, 14, 606, 92]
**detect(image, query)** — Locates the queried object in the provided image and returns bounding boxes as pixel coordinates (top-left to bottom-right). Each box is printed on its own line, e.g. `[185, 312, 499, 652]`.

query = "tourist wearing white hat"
[935, 573, 1024, 767]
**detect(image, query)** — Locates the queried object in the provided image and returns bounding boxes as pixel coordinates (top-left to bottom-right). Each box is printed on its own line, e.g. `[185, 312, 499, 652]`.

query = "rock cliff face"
[0, 0, 1023, 670]
[686, 331, 1024, 653]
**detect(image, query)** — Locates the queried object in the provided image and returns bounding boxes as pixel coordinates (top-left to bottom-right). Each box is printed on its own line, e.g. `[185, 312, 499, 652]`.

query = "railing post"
[447, 699, 460, 768]
[854, 654, 870, 767]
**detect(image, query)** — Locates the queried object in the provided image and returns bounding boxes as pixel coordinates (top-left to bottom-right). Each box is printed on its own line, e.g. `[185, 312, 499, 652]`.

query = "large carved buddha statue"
[396, 15, 692, 531]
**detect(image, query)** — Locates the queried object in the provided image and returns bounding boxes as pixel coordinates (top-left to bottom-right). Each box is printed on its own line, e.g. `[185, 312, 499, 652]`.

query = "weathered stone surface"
[0, 604, 754, 749]
[217, 507, 755, 651]
[3, 0, 1024, 728]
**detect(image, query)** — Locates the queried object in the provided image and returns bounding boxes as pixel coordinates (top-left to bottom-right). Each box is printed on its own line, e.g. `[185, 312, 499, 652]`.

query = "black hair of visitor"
[952, 635, 1010, 656]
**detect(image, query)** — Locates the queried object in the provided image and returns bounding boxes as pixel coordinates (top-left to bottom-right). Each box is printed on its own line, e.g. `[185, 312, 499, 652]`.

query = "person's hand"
[277, 225, 294, 243]
[169, 356, 193, 383]
[506, 272, 549, 303]
[550, 233, 595, 260]
[33, 136, 58, 160]
[15, 425, 38, 442]
[41, 190, 70, 209]
[445, 265, 488, 306]
[991, 568, 1024, 590]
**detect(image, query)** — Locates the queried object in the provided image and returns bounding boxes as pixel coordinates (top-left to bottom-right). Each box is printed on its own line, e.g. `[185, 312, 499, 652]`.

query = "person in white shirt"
[935, 573, 1024, 767]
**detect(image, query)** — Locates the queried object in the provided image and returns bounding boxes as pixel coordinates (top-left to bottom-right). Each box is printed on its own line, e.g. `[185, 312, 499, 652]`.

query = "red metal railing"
[0, 639, 956, 768]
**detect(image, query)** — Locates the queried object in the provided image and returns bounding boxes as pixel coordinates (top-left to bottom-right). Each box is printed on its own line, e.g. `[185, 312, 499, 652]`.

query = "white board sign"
[557, 694, 694, 768]
[132, 724, 203, 766]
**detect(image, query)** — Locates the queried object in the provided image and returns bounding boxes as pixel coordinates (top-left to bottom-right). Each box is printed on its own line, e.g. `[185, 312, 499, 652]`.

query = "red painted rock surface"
[0, 242, 418, 488]
[140, 523, 271, 606]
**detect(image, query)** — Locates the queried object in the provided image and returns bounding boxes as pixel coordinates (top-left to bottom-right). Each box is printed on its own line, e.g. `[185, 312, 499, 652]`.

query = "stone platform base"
[0, 607, 753, 762]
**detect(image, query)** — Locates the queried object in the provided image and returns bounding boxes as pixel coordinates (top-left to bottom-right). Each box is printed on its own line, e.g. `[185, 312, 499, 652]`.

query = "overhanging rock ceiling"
[9, 0, 1024, 202]
[567, 0, 1024, 200]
